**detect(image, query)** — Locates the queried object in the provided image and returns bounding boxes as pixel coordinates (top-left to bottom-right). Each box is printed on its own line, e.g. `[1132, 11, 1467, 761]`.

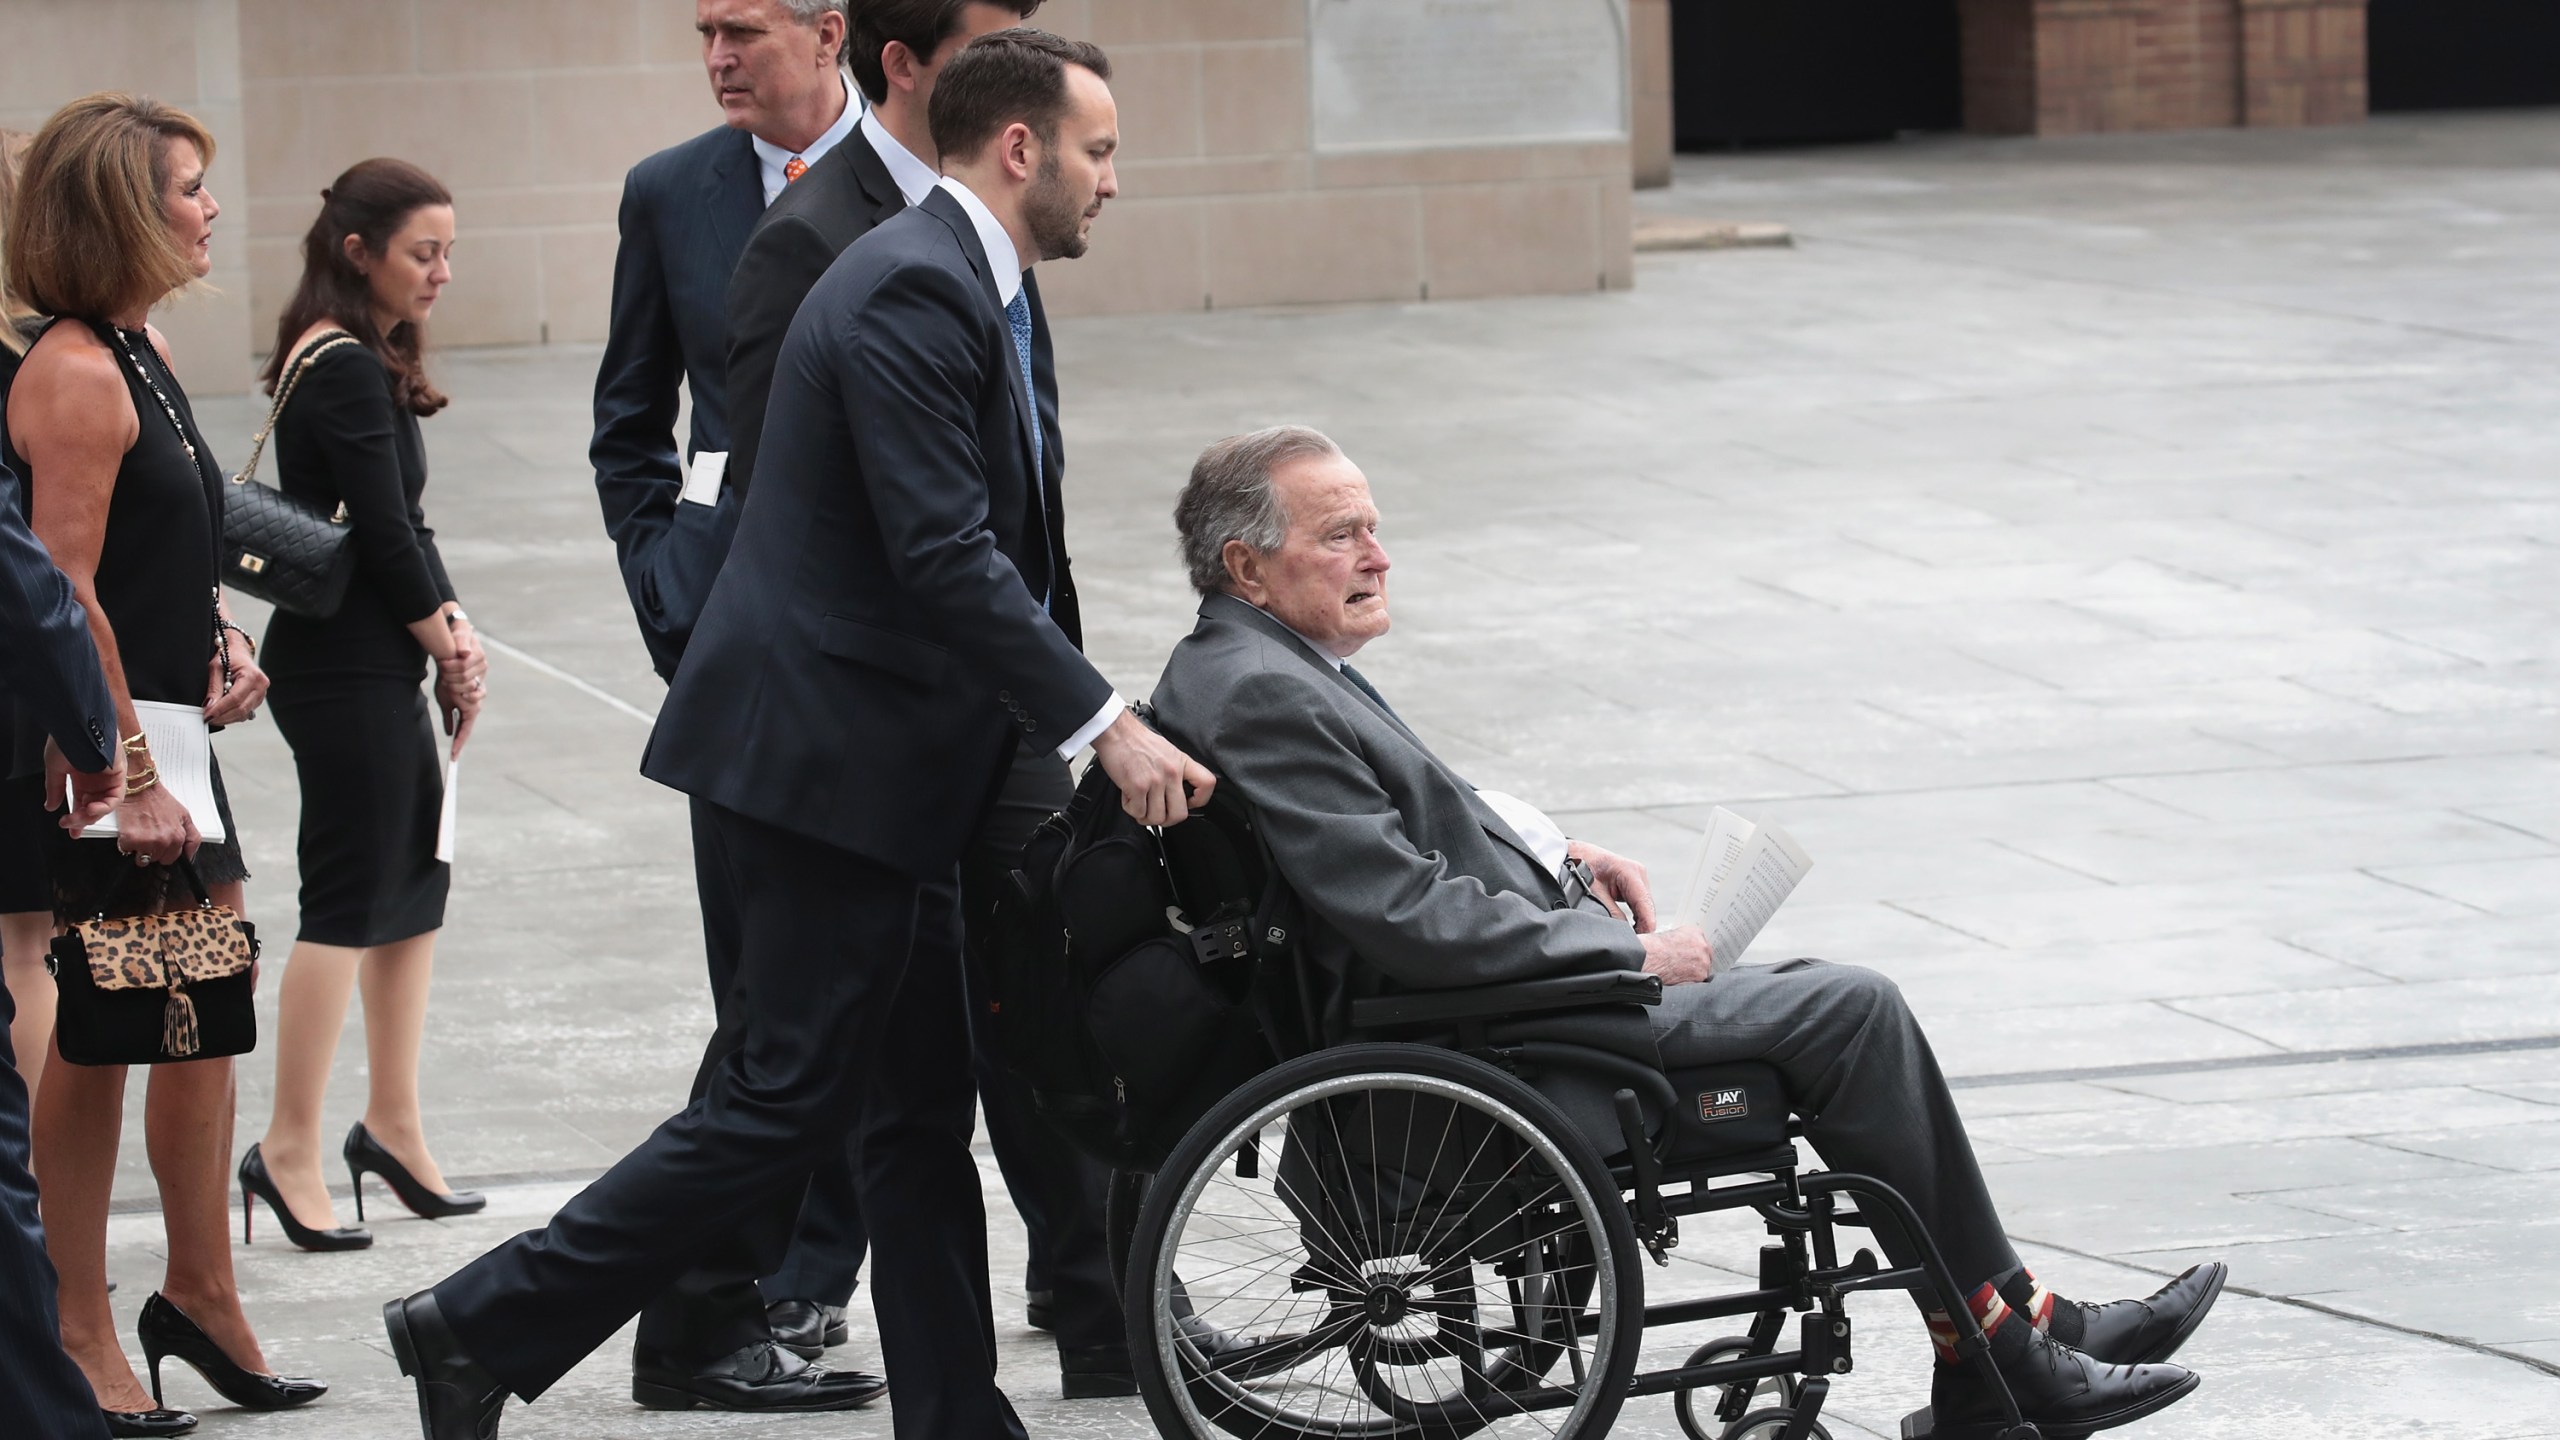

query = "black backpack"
[992, 727, 1298, 1172]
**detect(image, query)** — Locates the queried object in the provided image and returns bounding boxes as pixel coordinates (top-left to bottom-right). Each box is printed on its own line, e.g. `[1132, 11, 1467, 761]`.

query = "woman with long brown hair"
[4, 93, 322, 1435]
[239, 157, 488, 1251]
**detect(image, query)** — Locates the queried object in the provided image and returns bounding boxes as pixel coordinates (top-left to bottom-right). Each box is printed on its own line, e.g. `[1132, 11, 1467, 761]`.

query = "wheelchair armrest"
[1349, 969, 1662, 1030]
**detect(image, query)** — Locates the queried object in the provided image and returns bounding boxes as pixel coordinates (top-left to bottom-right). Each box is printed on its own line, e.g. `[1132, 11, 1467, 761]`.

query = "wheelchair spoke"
[1147, 1060, 1633, 1439]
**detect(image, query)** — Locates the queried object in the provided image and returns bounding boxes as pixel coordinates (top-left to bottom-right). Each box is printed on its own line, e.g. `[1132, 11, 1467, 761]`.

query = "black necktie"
[1340, 663, 1398, 720]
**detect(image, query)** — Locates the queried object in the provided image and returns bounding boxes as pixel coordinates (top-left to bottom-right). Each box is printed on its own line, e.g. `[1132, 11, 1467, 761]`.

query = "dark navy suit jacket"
[643, 190, 1109, 876]
[591, 124, 763, 681]
[0, 452, 113, 1439]
[0, 455, 114, 772]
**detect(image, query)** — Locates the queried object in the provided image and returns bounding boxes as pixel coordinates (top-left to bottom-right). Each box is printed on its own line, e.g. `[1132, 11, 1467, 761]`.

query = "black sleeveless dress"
[42, 319, 248, 918]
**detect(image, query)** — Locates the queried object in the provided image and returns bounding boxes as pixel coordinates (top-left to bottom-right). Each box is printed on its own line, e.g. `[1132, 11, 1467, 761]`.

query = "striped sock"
[1997, 1267, 2084, 1347]
[1925, 1281, 2014, 1365]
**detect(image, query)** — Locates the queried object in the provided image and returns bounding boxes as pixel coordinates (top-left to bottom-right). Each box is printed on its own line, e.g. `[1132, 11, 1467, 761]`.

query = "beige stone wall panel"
[534, 64, 716, 186]
[238, 0, 415, 80]
[1102, 43, 1205, 159]
[538, 225, 621, 344]
[1118, 153, 1310, 200]
[1205, 189, 1420, 309]
[1421, 179, 1603, 302]
[418, 0, 644, 73]
[248, 75, 540, 208]
[1037, 199, 1206, 317]
[1087, 0, 1303, 46]
[1198, 42, 1308, 156]
[0, 0, 204, 128]
[1629, 0, 1671, 189]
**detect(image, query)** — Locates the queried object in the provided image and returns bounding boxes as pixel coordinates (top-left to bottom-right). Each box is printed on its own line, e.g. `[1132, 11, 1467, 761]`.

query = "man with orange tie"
[587, 0, 886, 1414]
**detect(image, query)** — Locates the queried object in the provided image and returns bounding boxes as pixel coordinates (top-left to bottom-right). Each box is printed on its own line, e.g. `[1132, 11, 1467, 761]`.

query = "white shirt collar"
[859, 108, 938, 207]
[752, 72, 861, 205]
[1248, 603, 1346, 670]
[935, 175, 1024, 305]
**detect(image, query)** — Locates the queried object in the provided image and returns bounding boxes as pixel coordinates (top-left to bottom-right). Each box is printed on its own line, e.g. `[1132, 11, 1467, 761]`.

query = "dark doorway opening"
[2370, 0, 2560, 112]
[1671, 0, 1963, 148]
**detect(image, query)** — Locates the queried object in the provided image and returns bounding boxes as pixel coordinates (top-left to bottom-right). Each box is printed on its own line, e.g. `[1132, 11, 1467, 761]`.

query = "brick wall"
[1961, 0, 2366, 136]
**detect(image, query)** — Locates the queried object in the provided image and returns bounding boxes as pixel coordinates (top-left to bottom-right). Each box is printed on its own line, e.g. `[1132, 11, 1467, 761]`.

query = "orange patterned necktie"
[784, 156, 808, 184]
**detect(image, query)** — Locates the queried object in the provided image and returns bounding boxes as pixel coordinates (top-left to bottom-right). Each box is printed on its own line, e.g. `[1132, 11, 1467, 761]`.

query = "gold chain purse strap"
[231, 330, 364, 521]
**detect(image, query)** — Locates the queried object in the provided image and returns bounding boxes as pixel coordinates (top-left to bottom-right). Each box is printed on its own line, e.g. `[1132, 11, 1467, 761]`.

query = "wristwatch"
[445, 607, 470, 627]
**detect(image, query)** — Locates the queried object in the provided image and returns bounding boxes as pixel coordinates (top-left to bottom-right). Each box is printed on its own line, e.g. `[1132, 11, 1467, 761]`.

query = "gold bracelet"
[121, 731, 150, 753]
[123, 767, 161, 798]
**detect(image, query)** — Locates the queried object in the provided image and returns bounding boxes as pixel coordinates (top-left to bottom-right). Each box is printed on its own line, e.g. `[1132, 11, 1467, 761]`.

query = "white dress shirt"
[861, 108, 938, 207]
[933, 177, 1114, 758]
[1261, 607, 1573, 879]
[751, 73, 862, 205]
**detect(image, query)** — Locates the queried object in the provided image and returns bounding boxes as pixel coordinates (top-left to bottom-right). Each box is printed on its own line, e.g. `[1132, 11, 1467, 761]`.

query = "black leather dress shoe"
[1060, 1344, 1136, 1399]
[101, 1408, 196, 1438]
[765, 1299, 850, 1360]
[1928, 1323, 2197, 1440]
[631, 1340, 886, 1412]
[2065, 1262, 2227, 1367]
[383, 1291, 508, 1440]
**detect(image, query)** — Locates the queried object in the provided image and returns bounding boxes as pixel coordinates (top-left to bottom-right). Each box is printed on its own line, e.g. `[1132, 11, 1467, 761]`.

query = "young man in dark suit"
[0, 454, 125, 1440]
[386, 31, 1212, 1440]
[584, 0, 885, 1414]
[723, 0, 1133, 1398]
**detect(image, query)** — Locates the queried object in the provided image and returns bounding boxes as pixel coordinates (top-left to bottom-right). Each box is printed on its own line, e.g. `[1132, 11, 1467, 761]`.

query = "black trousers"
[960, 756, 1121, 1354]
[1650, 959, 2021, 1292]
[0, 984, 110, 1439]
[632, 798, 870, 1370]
[709, 757, 1123, 1355]
[435, 805, 1025, 1440]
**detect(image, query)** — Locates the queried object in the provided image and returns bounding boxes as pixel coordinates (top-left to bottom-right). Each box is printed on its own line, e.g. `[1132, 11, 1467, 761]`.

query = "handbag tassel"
[162, 987, 201, 1058]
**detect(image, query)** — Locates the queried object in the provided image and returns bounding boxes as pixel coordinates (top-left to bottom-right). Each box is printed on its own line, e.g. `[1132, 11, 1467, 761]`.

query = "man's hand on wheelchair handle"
[1567, 840, 1656, 932]
[1640, 926, 1714, 986]
[1094, 708, 1217, 826]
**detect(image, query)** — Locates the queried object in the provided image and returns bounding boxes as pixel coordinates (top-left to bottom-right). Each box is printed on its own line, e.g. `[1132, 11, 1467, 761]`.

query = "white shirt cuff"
[1058, 691, 1125, 760]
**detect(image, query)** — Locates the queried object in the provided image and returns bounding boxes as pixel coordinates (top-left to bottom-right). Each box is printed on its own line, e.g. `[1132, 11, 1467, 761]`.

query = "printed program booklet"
[78, 699, 226, 845]
[1672, 807, 1813, 967]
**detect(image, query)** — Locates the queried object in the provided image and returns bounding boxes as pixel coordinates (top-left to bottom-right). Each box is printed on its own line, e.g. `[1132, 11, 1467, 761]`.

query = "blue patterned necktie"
[1005, 285, 1053, 610]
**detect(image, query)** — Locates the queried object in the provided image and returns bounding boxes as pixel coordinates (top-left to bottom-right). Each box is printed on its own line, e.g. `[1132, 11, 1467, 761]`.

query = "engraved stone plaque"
[1309, 0, 1629, 152]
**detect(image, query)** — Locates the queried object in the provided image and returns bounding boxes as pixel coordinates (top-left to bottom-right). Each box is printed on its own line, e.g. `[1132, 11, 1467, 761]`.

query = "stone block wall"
[6, 0, 1636, 383]
[0, 0, 257, 394]
[1958, 0, 2365, 136]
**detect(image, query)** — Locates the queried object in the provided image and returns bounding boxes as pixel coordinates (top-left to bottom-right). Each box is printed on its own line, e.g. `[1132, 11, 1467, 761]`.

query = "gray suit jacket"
[1152, 594, 1647, 1010]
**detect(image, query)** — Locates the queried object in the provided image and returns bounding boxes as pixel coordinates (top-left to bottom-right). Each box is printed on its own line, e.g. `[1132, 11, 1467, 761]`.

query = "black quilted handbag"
[220, 332, 360, 617]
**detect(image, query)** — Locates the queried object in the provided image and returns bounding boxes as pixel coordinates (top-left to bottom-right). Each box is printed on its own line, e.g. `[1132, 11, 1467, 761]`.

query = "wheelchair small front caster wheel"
[1725, 1410, 1832, 1440]
[1672, 1337, 1802, 1440]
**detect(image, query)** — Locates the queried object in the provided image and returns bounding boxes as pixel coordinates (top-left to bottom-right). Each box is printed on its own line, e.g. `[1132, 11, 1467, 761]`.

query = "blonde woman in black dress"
[238, 159, 489, 1253]
[7, 93, 320, 1435]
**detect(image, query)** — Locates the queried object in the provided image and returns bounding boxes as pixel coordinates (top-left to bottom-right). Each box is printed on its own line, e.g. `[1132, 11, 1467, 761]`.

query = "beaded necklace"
[101, 323, 233, 690]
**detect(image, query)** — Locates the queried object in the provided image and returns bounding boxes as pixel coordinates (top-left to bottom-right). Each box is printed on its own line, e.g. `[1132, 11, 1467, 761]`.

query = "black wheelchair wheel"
[1671, 1336, 1802, 1440]
[1125, 1043, 1644, 1439]
[1724, 1411, 1831, 1440]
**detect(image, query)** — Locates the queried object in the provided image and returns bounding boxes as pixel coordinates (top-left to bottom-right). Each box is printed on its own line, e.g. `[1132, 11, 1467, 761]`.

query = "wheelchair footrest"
[1900, 1405, 2043, 1440]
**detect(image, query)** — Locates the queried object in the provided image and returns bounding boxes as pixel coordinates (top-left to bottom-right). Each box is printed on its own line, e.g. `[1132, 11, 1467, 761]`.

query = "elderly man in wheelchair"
[1106, 425, 2224, 1440]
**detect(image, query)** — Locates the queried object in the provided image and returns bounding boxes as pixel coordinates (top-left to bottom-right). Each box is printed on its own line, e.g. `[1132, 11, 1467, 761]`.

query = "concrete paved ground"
[90, 110, 2556, 1436]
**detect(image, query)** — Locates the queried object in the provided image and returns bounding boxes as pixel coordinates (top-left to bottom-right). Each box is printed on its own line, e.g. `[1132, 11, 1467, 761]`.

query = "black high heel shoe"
[237, 1143, 371, 1251]
[345, 1121, 485, 1221]
[100, 1406, 196, 1437]
[138, 1292, 327, 1412]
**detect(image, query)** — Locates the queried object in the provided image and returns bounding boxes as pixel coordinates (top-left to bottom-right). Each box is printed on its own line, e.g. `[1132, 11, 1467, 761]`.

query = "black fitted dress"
[259, 340, 454, 946]
[41, 319, 249, 920]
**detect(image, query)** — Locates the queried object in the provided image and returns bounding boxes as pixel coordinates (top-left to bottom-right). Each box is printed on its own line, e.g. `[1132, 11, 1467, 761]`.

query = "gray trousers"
[1649, 958, 2020, 1292]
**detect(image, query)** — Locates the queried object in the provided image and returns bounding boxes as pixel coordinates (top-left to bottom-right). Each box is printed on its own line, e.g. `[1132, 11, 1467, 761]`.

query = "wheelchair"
[1109, 799, 2046, 1440]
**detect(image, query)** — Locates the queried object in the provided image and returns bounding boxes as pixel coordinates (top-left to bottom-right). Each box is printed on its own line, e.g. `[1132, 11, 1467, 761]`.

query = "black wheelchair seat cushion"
[1657, 1061, 1792, 1161]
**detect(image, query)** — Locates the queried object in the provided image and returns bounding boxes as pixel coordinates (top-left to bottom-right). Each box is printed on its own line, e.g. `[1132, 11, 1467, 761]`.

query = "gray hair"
[1174, 425, 1343, 597]
[774, 0, 851, 22]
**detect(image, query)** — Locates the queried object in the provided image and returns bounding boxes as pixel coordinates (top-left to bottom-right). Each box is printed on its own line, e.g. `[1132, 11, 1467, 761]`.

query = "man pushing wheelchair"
[1131, 425, 2221, 1440]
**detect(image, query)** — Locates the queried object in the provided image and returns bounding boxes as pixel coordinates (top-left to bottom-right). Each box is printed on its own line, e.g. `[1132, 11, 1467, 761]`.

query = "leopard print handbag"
[48, 859, 260, 1066]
